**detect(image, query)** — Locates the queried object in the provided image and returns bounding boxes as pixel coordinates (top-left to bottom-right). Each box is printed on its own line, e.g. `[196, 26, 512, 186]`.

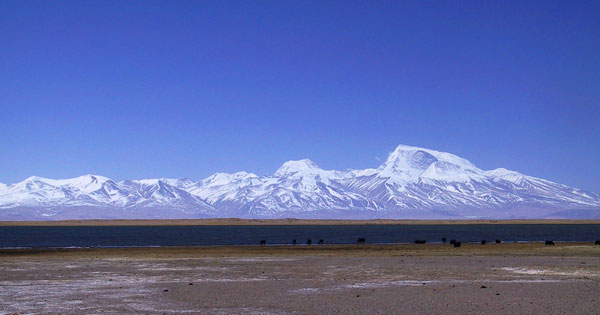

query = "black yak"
[414, 240, 426, 244]
[545, 240, 555, 246]
[259, 240, 266, 246]
[357, 238, 366, 244]
[453, 242, 461, 248]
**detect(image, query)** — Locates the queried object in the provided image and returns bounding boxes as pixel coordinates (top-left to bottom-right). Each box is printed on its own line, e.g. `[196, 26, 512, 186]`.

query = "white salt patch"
[496, 279, 566, 283]
[138, 267, 198, 271]
[127, 302, 198, 313]
[194, 277, 267, 282]
[501, 267, 598, 277]
[289, 277, 587, 295]
[289, 287, 321, 294]
[210, 306, 289, 315]
[223, 257, 298, 262]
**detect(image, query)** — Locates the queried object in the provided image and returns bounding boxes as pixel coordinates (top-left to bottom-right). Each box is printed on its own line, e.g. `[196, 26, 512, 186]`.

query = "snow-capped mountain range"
[2, 145, 599, 220]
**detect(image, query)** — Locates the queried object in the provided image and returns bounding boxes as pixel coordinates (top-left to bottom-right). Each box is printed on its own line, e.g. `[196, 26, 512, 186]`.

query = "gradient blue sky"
[1, 1, 599, 191]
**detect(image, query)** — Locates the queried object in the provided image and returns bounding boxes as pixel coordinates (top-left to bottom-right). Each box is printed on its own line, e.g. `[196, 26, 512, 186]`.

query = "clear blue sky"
[1, 1, 599, 191]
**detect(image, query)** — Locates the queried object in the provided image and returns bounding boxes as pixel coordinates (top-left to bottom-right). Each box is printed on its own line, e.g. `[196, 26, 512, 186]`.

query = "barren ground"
[1, 243, 600, 314]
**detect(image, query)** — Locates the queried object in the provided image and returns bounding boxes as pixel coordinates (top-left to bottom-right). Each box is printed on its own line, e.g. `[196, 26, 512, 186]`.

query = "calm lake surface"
[1, 224, 599, 248]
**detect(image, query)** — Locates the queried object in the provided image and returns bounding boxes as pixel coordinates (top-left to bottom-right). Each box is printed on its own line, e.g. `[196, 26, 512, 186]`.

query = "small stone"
[481, 285, 487, 289]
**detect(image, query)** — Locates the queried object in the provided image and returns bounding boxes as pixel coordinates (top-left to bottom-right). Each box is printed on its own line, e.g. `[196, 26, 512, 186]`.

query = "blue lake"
[1, 224, 599, 248]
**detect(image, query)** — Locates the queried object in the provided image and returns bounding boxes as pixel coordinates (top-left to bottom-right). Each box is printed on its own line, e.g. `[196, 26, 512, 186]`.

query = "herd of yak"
[259, 238, 600, 247]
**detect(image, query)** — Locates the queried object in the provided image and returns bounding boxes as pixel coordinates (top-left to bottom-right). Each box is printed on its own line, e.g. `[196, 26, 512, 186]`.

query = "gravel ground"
[1, 244, 599, 314]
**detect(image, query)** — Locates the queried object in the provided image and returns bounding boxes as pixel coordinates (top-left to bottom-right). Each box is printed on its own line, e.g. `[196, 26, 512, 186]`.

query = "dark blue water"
[1, 224, 599, 248]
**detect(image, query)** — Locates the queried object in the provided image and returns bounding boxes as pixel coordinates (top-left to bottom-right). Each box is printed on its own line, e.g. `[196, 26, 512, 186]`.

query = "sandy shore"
[1, 243, 599, 314]
[1, 218, 600, 226]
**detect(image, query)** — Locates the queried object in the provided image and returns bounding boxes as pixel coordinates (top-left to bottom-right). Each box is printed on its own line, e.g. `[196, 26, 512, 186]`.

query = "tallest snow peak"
[384, 145, 439, 170]
[382, 144, 479, 172]
[375, 144, 482, 181]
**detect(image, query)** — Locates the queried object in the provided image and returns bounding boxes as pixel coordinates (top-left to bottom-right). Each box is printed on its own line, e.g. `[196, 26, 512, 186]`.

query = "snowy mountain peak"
[63, 174, 112, 185]
[378, 145, 480, 181]
[22, 175, 45, 182]
[377, 146, 438, 181]
[201, 171, 259, 186]
[16, 176, 52, 187]
[274, 159, 321, 176]
[383, 146, 438, 169]
[126, 178, 194, 187]
[485, 168, 527, 184]
[15, 174, 112, 189]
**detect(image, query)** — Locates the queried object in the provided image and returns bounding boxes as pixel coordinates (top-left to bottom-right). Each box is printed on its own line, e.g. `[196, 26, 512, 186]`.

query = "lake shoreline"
[2, 242, 600, 258]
